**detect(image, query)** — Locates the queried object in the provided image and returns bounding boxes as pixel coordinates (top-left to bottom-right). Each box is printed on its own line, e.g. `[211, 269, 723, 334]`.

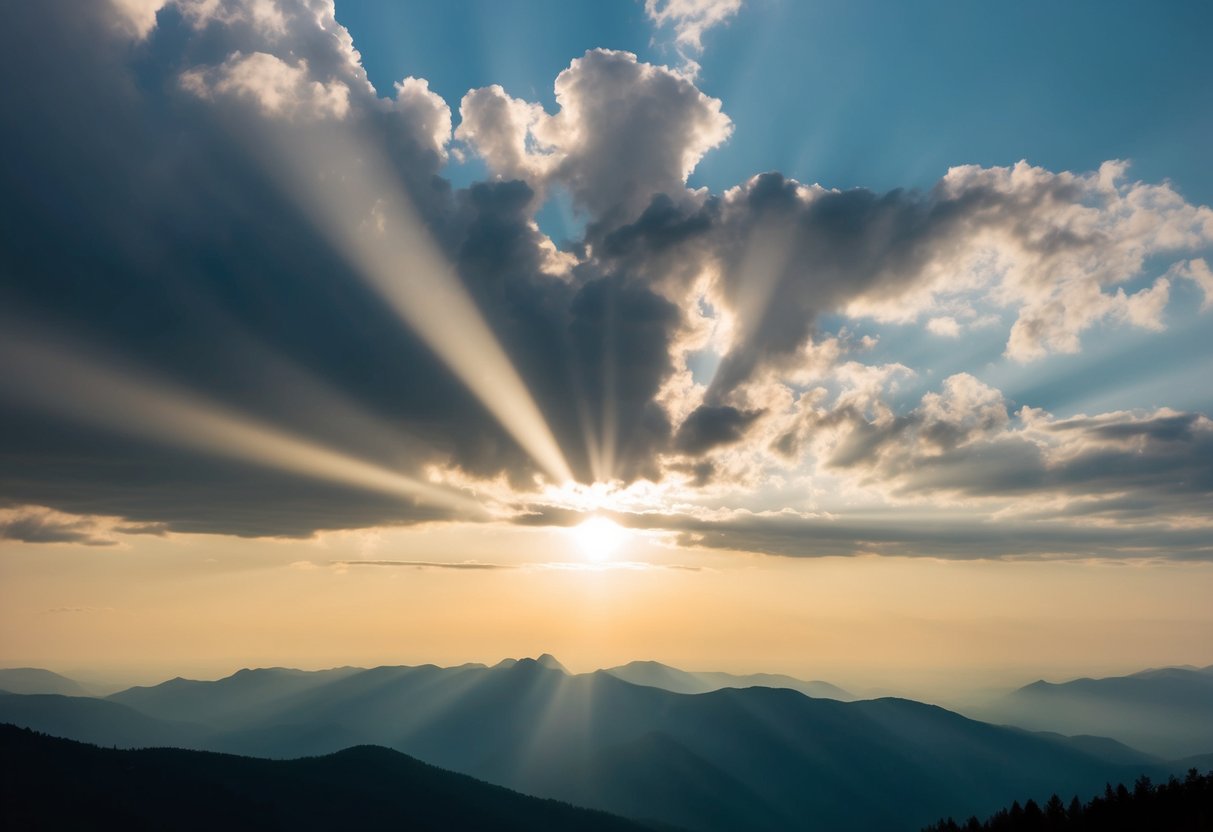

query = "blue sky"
[338, 0, 1213, 206]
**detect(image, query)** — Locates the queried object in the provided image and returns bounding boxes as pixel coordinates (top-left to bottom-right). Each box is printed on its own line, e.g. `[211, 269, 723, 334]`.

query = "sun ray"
[250, 124, 575, 486]
[0, 332, 484, 517]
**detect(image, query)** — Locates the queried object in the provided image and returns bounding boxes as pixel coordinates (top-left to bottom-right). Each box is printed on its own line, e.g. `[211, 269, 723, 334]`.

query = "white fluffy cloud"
[1167, 257, 1213, 310]
[840, 160, 1213, 361]
[171, 0, 452, 156]
[392, 77, 453, 159]
[181, 51, 350, 118]
[616, 160, 1213, 407]
[458, 49, 732, 223]
[108, 0, 168, 39]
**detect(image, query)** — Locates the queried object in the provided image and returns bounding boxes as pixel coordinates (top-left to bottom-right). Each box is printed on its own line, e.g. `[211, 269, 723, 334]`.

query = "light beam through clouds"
[250, 125, 575, 486]
[0, 331, 485, 518]
[179, 39, 574, 486]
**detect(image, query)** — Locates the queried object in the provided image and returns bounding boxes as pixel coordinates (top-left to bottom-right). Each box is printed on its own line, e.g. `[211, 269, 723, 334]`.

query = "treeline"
[924, 769, 1213, 832]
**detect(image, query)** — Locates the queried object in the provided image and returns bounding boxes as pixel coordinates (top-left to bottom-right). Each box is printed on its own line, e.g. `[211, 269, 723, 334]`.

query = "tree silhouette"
[923, 768, 1213, 832]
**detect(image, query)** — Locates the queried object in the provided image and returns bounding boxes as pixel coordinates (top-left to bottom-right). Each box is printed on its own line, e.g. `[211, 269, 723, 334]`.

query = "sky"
[0, 0, 1211, 695]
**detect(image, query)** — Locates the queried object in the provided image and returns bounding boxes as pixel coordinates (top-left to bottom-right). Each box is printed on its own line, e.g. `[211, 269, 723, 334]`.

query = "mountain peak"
[534, 654, 567, 672]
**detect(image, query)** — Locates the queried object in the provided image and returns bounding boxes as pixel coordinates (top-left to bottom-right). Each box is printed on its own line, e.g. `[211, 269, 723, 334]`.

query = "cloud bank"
[0, 0, 1209, 559]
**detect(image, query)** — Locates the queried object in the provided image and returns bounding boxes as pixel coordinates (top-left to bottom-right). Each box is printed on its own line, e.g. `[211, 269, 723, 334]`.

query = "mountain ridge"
[0, 723, 659, 831]
[2, 658, 1205, 832]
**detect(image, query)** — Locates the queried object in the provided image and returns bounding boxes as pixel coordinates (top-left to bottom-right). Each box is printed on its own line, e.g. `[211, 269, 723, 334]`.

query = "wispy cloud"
[330, 560, 514, 571]
[644, 0, 744, 76]
[0, 507, 117, 547]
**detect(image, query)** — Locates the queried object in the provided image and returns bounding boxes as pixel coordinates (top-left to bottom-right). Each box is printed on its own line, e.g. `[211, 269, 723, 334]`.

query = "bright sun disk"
[571, 516, 629, 562]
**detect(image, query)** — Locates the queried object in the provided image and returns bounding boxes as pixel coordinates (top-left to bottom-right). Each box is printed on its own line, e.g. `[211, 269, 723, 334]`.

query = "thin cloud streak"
[331, 560, 514, 570]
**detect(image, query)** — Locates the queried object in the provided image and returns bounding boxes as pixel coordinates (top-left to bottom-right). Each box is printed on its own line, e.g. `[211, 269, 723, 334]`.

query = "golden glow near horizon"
[2, 521, 1212, 700]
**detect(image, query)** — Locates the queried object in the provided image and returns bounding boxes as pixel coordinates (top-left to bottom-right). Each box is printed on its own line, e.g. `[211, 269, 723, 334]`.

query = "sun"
[570, 516, 630, 562]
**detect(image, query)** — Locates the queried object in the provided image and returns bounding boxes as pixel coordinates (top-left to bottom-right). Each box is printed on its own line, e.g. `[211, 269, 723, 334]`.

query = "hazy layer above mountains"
[1, 657, 1209, 832]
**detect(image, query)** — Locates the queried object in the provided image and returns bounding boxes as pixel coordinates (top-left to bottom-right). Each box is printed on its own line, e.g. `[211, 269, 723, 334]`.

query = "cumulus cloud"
[458, 49, 732, 224]
[595, 161, 1213, 409]
[181, 51, 350, 118]
[1167, 257, 1213, 310]
[108, 0, 167, 39]
[780, 372, 1213, 526]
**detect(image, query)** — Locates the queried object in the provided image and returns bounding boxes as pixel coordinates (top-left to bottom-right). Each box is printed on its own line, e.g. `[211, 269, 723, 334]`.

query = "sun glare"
[571, 516, 630, 562]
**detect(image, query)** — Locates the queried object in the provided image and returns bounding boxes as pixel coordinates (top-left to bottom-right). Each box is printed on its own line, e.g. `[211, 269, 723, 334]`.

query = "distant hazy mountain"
[0, 657, 1195, 832]
[0, 724, 654, 831]
[0, 692, 209, 748]
[982, 665, 1213, 758]
[109, 665, 364, 726]
[604, 660, 853, 700]
[0, 667, 90, 696]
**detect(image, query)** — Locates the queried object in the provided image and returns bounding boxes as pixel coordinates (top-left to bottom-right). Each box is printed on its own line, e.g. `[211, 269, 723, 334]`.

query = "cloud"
[926, 316, 961, 337]
[458, 49, 732, 224]
[45, 606, 117, 614]
[108, 0, 167, 39]
[596, 162, 1212, 407]
[644, 0, 743, 76]
[1167, 257, 1213, 310]
[180, 51, 350, 118]
[776, 372, 1213, 527]
[658, 509, 1213, 561]
[331, 560, 513, 570]
[0, 507, 117, 547]
[674, 404, 763, 454]
[0, 0, 1209, 560]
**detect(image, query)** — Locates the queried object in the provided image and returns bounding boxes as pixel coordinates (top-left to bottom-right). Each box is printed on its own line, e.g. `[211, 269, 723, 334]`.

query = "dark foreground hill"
[0, 724, 657, 831]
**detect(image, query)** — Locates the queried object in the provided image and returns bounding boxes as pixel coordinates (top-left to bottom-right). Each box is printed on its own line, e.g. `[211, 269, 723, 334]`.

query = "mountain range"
[2, 657, 1209, 831]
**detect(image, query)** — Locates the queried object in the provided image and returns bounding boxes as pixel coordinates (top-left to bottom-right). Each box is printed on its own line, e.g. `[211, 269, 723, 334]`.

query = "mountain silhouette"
[0, 724, 656, 831]
[0, 667, 90, 696]
[0, 692, 208, 748]
[983, 665, 1213, 758]
[109, 666, 363, 726]
[2, 659, 1205, 831]
[604, 660, 853, 700]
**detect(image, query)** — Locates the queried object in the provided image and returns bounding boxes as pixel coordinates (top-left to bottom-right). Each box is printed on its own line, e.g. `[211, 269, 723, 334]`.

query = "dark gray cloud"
[0, 1, 685, 533]
[622, 510, 1213, 562]
[674, 404, 763, 454]
[783, 376, 1213, 529]
[0, 511, 115, 547]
